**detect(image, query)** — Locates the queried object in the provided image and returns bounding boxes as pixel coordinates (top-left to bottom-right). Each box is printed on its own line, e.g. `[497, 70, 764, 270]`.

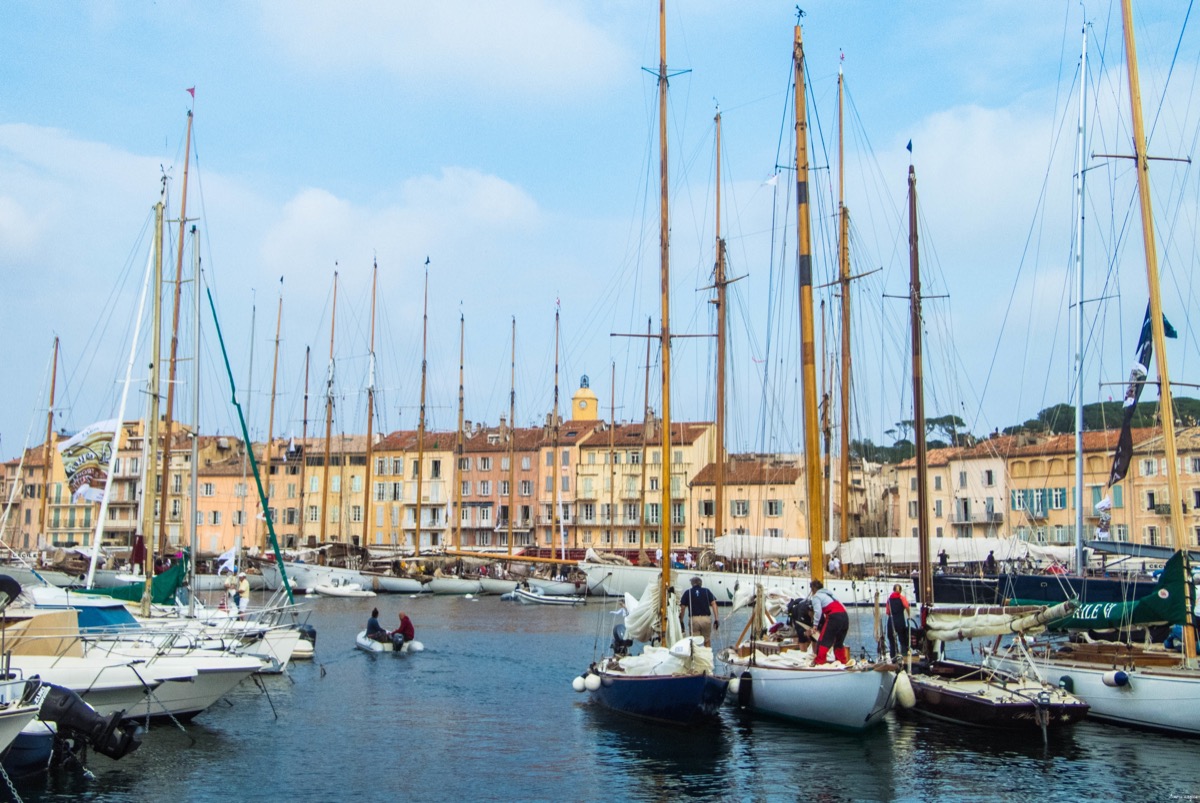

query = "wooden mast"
[414, 266, 428, 557]
[261, 289, 283, 552]
[909, 165, 932, 614]
[837, 61, 853, 545]
[507, 317, 516, 556]
[608, 360, 616, 552]
[320, 272, 338, 544]
[794, 22, 825, 583]
[713, 111, 728, 549]
[1120, 0, 1194, 661]
[38, 337, 58, 549]
[188, 225, 201, 612]
[656, 0, 673, 632]
[639, 317, 652, 566]
[454, 312, 465, 551]
[156, 108, 193, 558]
[363, 261, 377, 551]
[140, 191, 165, 615]
[551, 307, 561, 560]
[298, 346, 310, 547]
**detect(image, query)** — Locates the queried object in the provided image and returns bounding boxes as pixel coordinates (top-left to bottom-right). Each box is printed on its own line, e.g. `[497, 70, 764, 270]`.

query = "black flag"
[1108, 303, 1177, 486]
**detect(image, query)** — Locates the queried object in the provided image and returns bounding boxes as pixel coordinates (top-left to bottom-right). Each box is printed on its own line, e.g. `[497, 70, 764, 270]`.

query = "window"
[626, 530, 638, 545]
[623, 502, 639, 523]
[330, 505, 340, 523]
[1051, 488, 1066, 510]
[285, 508, 298, 525]
[521, 457, 531, 471]
[671, 502, 684, 525]
[731, 500, 749, 518]
[458, 457, 470, 471]
[934, 475, 942, 491]
[480, 507, 491, 524]
[935, 526, 944, 539]
[910, 477, 917, 492]
[646, 503, 660, 524]
[392, 458, 403, 475]
[351, 505, 362, 523]
[587, 452, 596, 465]
[699, 499, 714, 517]
[629, 451, 641, 465]
[431, 460, 442, 479]
[908, 500, 918, 517]
[674, 450, 683, 465]
[287, 483, 297, 499]
[958, 471, 967, 489]
[562, 450, 569, 467]
[209, 510, 221, 525]
[202, 483, 215, 497]
[307, 506, 319, 523]
[545, 451, 553, 467]
[652, 451, 661, 464]
[701, 527, 715, 544]
[172, 474, 183, 493]
[412, 460, 420, 479]
[649, 477, 659, 492]
[1193, 457, 1200, 473]
[480, 480, 491, 496]
[309, 476, 319, 494]
[519, 480, 533, 497]
[391, 482, 403, 501]
[561, 476, 569, 492]
[1147, 525, 1160, 547]
[500, 481, 510, 497]
[479, 457, 492, 471]
[501, 457, 510, 470]
[376, 457, 387, 475]
[934, 499, 943, 518]
[478, 531, 492, 546]
[331, 475, 341, 493]
[765, 528, 782, 539]
[983, 469, 995, 487]
[765, 499, 782, 517]
[461, 481, 471, 497]
[544, 476, 553, 493]
[581, 503, 595, 522]
[233, 510, 244, 525]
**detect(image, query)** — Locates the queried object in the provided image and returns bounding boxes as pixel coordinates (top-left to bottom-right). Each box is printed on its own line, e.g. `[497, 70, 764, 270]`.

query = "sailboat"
[896, 161, 1089, 731]
[719, 22, 895, 733]
[984, 1, 1200, 735]
[577, 0, 728, 725]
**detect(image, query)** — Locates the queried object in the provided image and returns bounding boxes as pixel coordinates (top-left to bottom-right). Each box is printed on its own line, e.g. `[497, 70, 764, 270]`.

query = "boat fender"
[727, 676, 740, 696]
[1058, 675, 1074, 694]
[296, 623, 317, 646]
[894, 671, 917, 709]
[584, 673, 602, 692]
[1101, 670, 1130, 688]
[572, 676, 587, 693]
[737, 670, 753, 708]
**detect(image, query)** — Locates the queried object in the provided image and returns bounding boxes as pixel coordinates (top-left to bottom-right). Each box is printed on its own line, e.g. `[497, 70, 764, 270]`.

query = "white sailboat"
[719, 20, 895, 733]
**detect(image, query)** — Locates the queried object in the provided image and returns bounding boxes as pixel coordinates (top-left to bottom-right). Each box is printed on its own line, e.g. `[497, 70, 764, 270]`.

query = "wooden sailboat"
[581, 0, 728, 725]
[985, 1, 1200, 735]
[898, 162, 1089, 731]
[720, 22, 896, 733]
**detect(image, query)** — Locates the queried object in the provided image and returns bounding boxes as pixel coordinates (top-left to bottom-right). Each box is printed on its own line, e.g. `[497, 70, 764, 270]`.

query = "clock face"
[579, 400, 588, 410]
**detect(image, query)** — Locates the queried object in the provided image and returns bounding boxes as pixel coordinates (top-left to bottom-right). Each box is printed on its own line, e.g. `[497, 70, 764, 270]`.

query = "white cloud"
[259, 0, 629, 96]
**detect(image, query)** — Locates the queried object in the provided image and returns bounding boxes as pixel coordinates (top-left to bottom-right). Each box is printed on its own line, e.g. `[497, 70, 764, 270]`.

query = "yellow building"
[690, 456, 806, 546]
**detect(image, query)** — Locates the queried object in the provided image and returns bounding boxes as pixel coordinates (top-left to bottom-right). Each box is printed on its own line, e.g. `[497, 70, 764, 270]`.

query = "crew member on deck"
[810, 580, 850, 665]
[680, 576, 719, 646]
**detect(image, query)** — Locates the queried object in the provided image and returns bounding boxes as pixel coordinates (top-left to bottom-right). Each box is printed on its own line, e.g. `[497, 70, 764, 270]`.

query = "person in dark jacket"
[366, 608, 388, 643]
[679, 576, 719, 646]
[886, 584, 911, 658]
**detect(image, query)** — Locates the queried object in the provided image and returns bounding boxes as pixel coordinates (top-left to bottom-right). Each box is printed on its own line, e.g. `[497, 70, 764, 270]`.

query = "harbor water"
[11, 593, 1200, 802]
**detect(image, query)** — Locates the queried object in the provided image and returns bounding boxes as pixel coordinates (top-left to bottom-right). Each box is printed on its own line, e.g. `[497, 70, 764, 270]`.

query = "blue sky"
[2, 1, 1198, 463]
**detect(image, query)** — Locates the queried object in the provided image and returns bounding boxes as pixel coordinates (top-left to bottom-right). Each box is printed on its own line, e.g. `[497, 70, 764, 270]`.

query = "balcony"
[949, 511, 1003, 525]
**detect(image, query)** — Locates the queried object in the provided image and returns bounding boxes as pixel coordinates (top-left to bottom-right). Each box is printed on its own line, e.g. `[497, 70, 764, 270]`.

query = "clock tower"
[571, 374, 599, 422]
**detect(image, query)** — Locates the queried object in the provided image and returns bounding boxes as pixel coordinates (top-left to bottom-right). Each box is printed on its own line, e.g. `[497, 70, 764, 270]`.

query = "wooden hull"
[907, 661, 1089, 730]
[590, 672, 728, 726]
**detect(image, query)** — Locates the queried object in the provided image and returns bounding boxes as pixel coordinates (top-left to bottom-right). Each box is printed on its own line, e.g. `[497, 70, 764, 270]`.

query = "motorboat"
[354, 629, 424, 654]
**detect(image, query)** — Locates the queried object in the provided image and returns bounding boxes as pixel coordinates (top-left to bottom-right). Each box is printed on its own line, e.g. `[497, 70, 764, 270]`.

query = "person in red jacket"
[391, 611, 416, 647]
[810, 580, 850, 665]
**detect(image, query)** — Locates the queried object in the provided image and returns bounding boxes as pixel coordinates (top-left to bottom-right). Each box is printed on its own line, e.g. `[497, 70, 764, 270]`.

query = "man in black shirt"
[679, 576, 719, 646]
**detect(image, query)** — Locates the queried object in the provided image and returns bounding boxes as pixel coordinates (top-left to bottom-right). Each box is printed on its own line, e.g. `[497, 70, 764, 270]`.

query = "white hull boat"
[428, 577, 483, 595]
[527, 577, 585, 597]
[312, 580, 376, 598]
[580, 562, 909, 606]
[259, 562, 368, 594]
[479, 578, 517, 595]
[361, 572, 427, 594]
[514, 587, 585, 606]
[354, 630, 424, 654]
[7, 655, 190, 718]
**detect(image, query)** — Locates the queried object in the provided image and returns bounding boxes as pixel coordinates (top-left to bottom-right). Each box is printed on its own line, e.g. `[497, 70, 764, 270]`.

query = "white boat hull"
[312, 583, 375, 598]
[361, 573, 427, 594]
[260, 562, 368, 594]
[726, 660, 896, 732]
[0, 703, 41, 755]
[479, 578, 517, 595]
[988, 651, 1200, 735]
[582, 562, 910, 606]
[354, 630, 424, 654]
[514, 588, 585, 606]
[428, 577, 483, 595]
[526, 577, 585, 597]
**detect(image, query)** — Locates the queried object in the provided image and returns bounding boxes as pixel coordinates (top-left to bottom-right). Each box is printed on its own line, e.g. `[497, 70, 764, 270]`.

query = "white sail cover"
[925, 600, 1077, 643]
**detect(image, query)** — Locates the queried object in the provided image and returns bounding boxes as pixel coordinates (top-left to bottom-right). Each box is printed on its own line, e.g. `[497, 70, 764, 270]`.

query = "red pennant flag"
[186, 86, 195, 98]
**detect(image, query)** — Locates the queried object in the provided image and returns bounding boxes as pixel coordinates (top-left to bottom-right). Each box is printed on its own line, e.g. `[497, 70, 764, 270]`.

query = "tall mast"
[238, 303, 256, 564]
[656, 0, 673, 629]
[156, 108, 193, 557]
[188, 225, 201, 615]
[713, 110, 728, 548]
[320, 272, 338, 543]
[608, 360, 616, 552]
[140, 191, 165, 615]
[507, 317, 516, 556]
[552, 307, 561, 561]
[298, 346, 310, 547]
[794, 22, 825, 582]
[909, 165, 932, 613]
[1073, 22, 1088, 575]
[639, 316, 652, 565]
[38, 337, 58, 549]
[1120, 0, 1193, 660]
[837, 61, 853, 545]
[414, 265, 428, 557]
[364, 262, 377, 550]
[263, 285, 283, 552]
[454, 312, 465, 551]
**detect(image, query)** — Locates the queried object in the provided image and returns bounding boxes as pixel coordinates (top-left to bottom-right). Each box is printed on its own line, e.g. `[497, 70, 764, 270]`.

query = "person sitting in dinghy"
[390, 611, 415, 649]
[366, 608, 389, 643]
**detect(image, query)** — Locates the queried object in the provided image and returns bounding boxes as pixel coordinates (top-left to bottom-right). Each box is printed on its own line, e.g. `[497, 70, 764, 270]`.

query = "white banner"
[57, 418, 118, 503]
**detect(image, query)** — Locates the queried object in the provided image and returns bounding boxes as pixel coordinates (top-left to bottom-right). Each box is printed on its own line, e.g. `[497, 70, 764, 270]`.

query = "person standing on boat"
[366, 608, 389, 643]
[983, 551, 997, 575]
[810, 580, 850, 665]
[237, 572, 251, 619]
[679, 576, 719, 646]
[886, 584, 910, 659]
[391, 611, 415, 647]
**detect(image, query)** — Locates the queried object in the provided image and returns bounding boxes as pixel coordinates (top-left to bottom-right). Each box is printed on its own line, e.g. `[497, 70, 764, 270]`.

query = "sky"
[2, 1, 1199, 463]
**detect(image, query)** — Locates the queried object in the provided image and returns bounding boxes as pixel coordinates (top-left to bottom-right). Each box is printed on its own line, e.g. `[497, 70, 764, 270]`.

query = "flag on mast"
[1108, 303, 1177, 486]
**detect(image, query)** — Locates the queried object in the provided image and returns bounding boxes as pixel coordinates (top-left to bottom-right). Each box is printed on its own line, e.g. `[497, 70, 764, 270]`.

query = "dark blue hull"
[590, 672, 728, 726]
[2, 727, 53, 777]
[929, 573, 1158, 605]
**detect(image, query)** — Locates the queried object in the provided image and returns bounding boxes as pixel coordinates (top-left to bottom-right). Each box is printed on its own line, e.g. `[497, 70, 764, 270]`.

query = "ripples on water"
[12, 596, 1200, 802]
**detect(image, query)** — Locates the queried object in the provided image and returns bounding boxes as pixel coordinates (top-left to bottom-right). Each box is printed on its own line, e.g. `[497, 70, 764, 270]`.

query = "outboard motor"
[390, 632, 407, 652]
[611, 623, 633, 656]
[296, 623, 317, 647]
[37, 682, 142, 761]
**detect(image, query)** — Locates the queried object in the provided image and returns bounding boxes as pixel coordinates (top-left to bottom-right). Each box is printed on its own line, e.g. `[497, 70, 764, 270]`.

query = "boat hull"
[907, 665, 1089, 730]
[354, 630, 423, 654]
[312, 583, 376, 598]
[514, 588, 584, 606]
[428, 577, 483, 595]
[362, 573, 427, 594]
[989, 651, 1200, 735]
[590, 672, 728, 726]
[526, 577, 584, 597]
[581, 562, 909, 606]
[479, 578, 518, 595]
[728, 663, 896, 732]
[930, 573, 1158, 605]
